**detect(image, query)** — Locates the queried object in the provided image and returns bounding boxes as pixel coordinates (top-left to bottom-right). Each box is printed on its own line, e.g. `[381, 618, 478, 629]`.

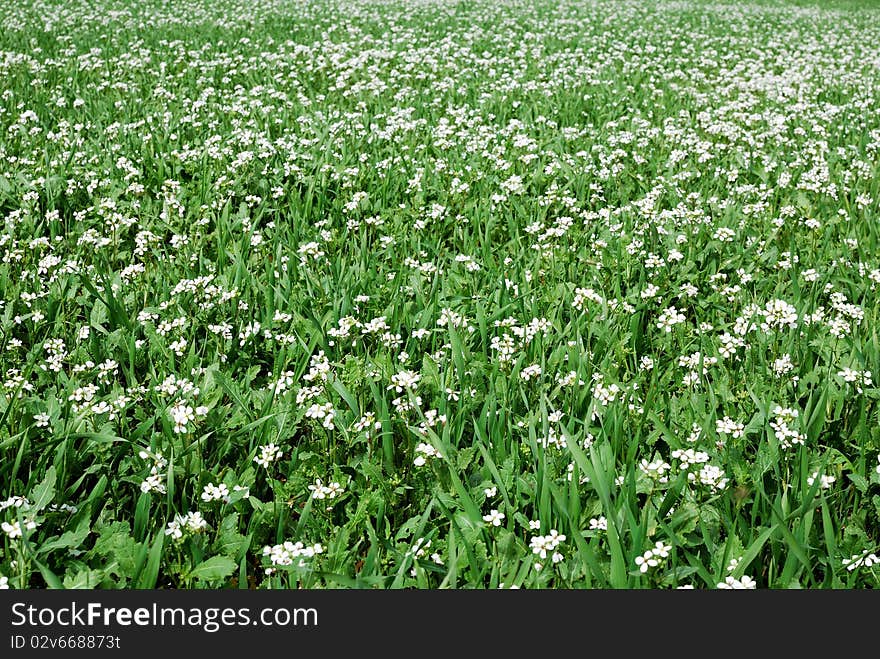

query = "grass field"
[1, 0, 880, 589]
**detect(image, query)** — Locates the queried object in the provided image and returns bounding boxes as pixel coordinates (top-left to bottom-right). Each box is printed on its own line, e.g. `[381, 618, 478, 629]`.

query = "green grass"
[1, 0, 880, 589]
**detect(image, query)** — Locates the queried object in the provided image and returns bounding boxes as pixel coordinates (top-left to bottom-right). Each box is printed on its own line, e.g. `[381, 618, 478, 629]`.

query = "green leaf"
[93, 522, 141, 577]
[29, 466, 57, 513]
[848, 473, 869, 493]
[734, 527, 774, 579]
[190, 555, 238, 583]
[214, 514, 250, 560]
[63, 568, 105, 589]
[34, 559, 64, 589]
[136, 531, 164, 588]
[38, 516, 91, 555]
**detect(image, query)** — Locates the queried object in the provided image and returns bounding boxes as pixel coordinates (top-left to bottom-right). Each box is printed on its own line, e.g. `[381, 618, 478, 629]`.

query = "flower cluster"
[262, 541, 324, 573]
[635, 542, 672, 574]
[529, 530, 566, 570]
[717, 575, 757, 589]
[254, 444, 283, 469]
[165, 512, 209, 540]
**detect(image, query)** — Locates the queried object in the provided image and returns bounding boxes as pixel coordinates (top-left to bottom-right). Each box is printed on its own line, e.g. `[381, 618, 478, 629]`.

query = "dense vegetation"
[1, 0, 880, 589]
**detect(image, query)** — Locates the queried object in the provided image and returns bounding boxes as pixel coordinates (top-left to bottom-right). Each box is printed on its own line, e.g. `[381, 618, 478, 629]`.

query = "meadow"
[1, 0, 880, 589]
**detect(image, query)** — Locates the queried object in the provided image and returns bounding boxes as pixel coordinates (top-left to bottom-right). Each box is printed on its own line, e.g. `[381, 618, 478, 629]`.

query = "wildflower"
[769, 406, 805, 449]
[263, 541, 324, 567]
[807, 473, 836, 490]
[1, 521, 22, 539]
[760, 299, 798, 331]
[201, 482, 230, 503]
[635, 541, 672, 573]
[656, 306, 686, 332]
[308, 478, 345, 501]
[388, 370, 420, 392]
[635, 551, 659, 573]
[717, 575, 757, 589]
[165, 511, 208, 540]
[692, 464, 729, 491]
[482, 509, 505, 526]
[639, 458, 671, 483]
[164, 519, 183, 539]
[169, 400, 195, 434]
[305, 402, 336, 430]
[592, 378, 621, 406]
[772, 354, 795, 377]
[520, 364, 542, 381]
[530, 530, 566, 560]
[413, 442, 442, 466]
[843, 551, 880, 571]
[254, 443, 283, 468]
[715, 416, 745, 439]
[140, 474, 165, 494]
[408, 538, 431, 559]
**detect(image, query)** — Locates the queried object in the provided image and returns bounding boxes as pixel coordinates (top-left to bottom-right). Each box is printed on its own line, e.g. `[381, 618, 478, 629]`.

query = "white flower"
[807, 473, 836, 490]
[634, 542, 671, 573]
[760, 299, 798, 331]
[717, 575, 757, 589]
[772, 354, 795, 377]
[201, 482, 230, 502]
[414, 442, 441, 466]
[308, 478, 344, 501]
[529, 530, 565, 560]
[254, 443, 283, 468]
[305, 402, 336, 430]
[140, 473, 165, 494]
[520, 364, 542, 381]
[166, 511, 208, 539]
[639, 458, 671, 483]
[184, 512, 208, 533]
[1, 521, 22, 539]
[482, 509, 505, 527]
[843, 551, 880, 571]
[164, 519, 183, 539]
[408, 537, 431, 559]
[656, 306, 686, 332]
[715, 416, 745, 438]
[692, 464, 729, 491]
[640, 284, 660, 300]
[169, 337, 187, 356]
[652, 541, 671, 558]
[635, 551, 659, 573]
[169, 400, 195, 434]
[388, 370, 420, 393]
[263, 540, 324, 567]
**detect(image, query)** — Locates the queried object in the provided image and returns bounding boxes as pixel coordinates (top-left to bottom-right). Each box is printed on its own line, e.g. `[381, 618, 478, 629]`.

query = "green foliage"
[1, 0, 880, 590]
